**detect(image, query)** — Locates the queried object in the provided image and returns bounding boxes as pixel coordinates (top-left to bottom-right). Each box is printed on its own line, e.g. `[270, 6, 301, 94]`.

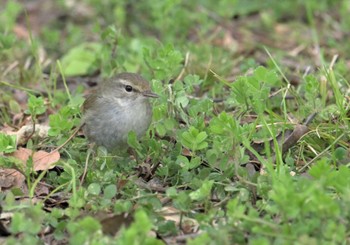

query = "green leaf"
[184, 74, 202, 87]
[308, 159, 332, 179]
[176, 155, 190, 169]
[180, 127, 208, 152]
[143, 44, 183, 80]
[166, 187, 177, 198]
[87, 183, 101, 195]
[0, 1, 22, 31]
[175, 94, 189, 108]
[11, 212, 41, 235]
[195, 132, 207, 143]
[10, 205, 44, 235]
[127, 131, 141, 150]
[60, 42, 102, 76]
[155, 123, 166, 137]
[0, 133, 16, 153]
[188, 156, 202, 169]
[26, 95, 47, 116]
[173, 191, 191, 211]
[189, 179, 214, 201]
[77, 216, 101, 233]
[67, 216, 101, 244]
[333, 147, 347, 161]
[116, 209, 163, 245]
[254, 66, 279, 85]
[230, 66, 280, 114]
[0, 32, 16, 50]
[114, 200, 133, 213]
[48, 106, 76, 136]
[104, 184, 117, 199]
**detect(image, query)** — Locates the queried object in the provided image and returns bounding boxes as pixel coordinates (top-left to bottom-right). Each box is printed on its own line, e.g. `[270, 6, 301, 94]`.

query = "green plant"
[1, 0, 350, 243]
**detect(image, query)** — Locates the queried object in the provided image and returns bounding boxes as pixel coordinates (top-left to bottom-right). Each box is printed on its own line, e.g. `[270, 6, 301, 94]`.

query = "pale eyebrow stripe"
[119, 79, 141, 92]
[119, 79, 130, 85]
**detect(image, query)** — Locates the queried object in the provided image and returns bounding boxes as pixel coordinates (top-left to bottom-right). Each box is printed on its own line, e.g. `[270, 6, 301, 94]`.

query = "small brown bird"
[82, 73, 158, 151]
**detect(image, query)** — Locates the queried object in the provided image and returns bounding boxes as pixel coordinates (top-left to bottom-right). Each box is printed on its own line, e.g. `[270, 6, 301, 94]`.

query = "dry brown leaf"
[0, 125, 16, 134]
[182, 148, 191, 157]
[34, 182, 50, 196]
[12, 147, 60, 171]
[160, 206, 181, 224]
[13, 25, 31, 40]
[0, 169, 25, 190]
[0, 148, 59, 190]
[97, 212, 134, 236]
[33, 150, 60, 171]
[11, 147, 32, 162]
[117, 179, 128, 190]
[181, 218, 199, 234]
[274, 23, 291, 35]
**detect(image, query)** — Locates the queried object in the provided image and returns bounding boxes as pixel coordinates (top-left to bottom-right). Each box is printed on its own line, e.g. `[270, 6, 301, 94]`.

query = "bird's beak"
[143, 90, 159, 98]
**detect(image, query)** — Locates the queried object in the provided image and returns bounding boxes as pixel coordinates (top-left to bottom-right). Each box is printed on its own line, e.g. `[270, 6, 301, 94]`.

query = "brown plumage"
[82, 73, 158, 151]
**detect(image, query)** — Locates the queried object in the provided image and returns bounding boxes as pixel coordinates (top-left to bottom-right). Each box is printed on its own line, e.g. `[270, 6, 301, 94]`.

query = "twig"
[329, 54, 338, 69]
[80, 147, 93, 186]
[150, 161, 162, 175]
[304, 112, 317, 126]
[3, 61, 19, 76]
[175, 51, 190, 81]
[281, 124, 309, 155]
[298, 133, 345, 172]
[34, 124, 84, 162]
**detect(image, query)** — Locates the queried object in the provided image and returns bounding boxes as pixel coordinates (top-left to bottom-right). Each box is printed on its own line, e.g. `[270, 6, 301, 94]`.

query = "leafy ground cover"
[1, 0, 350, 244]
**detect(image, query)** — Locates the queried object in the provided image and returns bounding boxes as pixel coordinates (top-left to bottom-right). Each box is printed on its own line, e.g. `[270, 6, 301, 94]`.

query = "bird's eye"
[125, 85, 133, 92]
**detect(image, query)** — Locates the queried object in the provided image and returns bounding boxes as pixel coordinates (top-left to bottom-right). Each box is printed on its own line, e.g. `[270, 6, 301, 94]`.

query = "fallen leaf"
[96, 212, 133, 236]
[11, 147, 32, 163]
[0, 124, 16, 134]
[0, 148, 59, 190]
[117, 179, 128, 190]
[11, 147, 60, 171]
[0, 169, 25, 190]
[33, 150, 60, 171]
[34, 182, 50, 196]
[182, 148, 191, 156]
[160, 206, 181, 224]
[13, 24, 30, 40]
